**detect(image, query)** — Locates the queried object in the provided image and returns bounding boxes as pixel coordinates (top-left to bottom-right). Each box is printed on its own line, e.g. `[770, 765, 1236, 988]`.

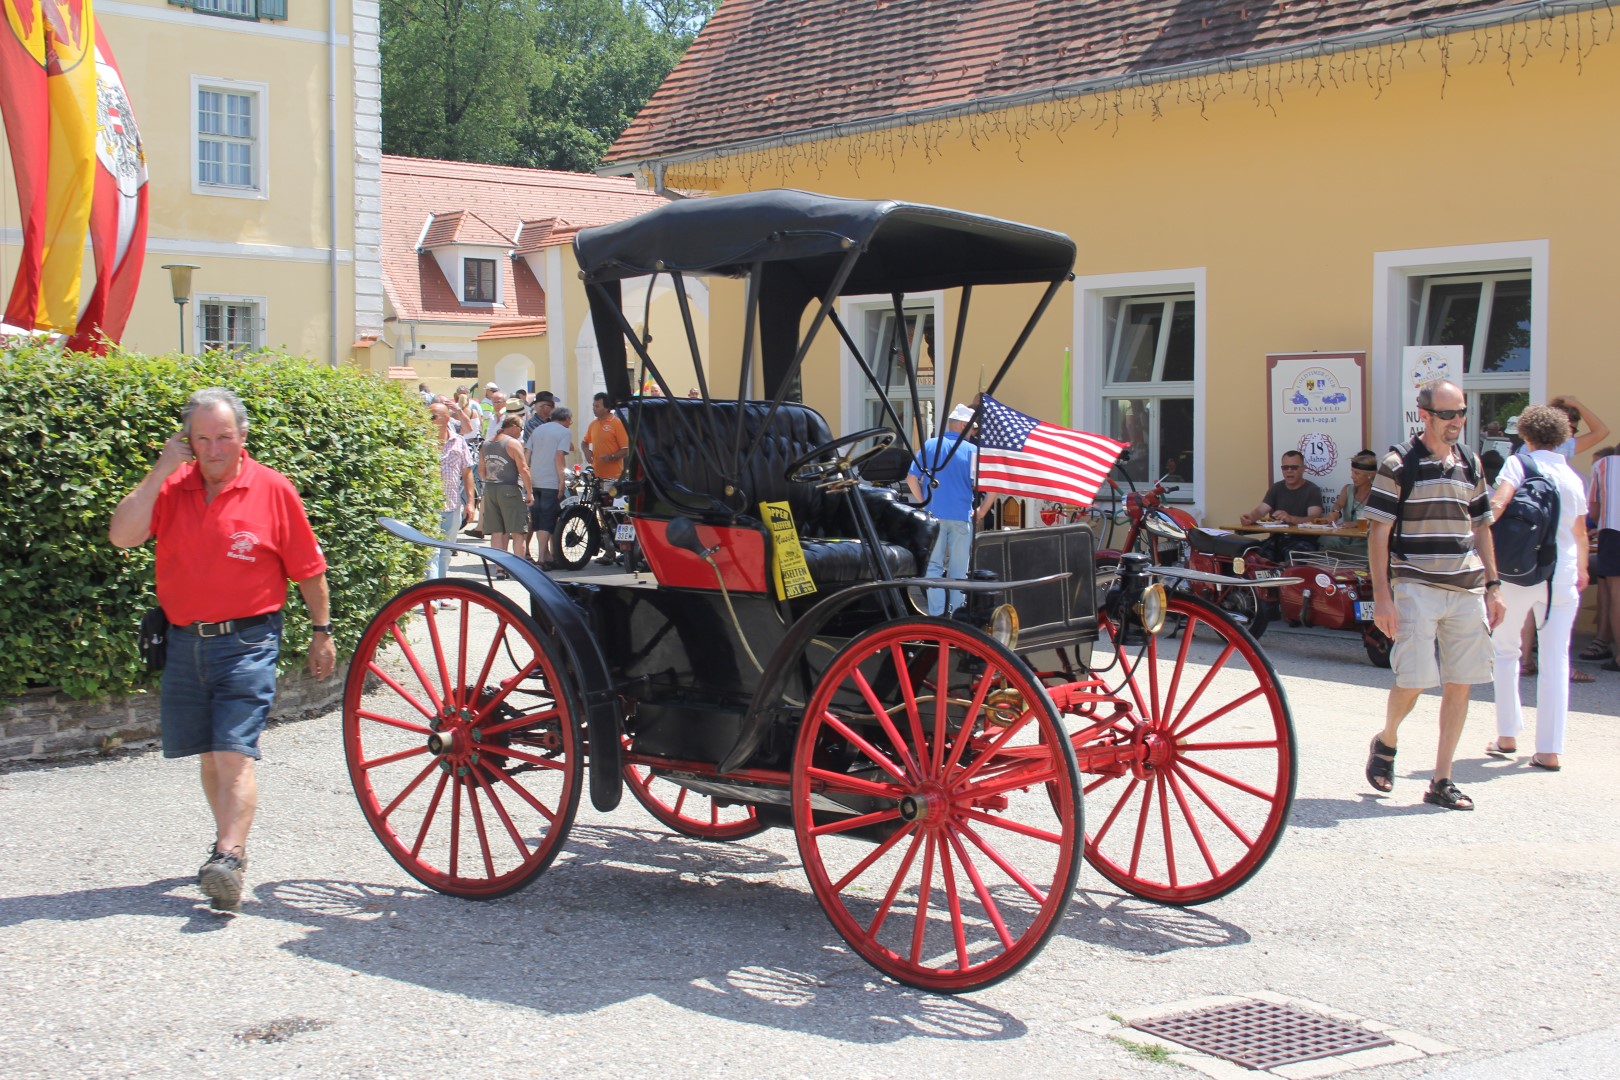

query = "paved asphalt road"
[3, 556, 1618, 1079]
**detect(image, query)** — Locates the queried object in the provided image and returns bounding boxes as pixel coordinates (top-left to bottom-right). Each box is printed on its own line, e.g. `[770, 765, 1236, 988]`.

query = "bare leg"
[200, 751, 257, 854]
[1434, 682, 1472, 780]
[1380, 685, 1424, 749]
[535, 529, 552, 565]
[1606, 577, 1620, 657]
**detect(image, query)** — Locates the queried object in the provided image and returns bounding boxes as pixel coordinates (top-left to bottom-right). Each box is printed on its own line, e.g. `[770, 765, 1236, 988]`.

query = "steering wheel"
[784, 427, 898, 486]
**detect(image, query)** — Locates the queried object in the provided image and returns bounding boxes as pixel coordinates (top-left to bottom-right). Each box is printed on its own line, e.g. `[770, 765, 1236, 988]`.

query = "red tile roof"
[382, 155, 670, 324]
[608, 0, 1537, 166]
[474, 319, 549, 342]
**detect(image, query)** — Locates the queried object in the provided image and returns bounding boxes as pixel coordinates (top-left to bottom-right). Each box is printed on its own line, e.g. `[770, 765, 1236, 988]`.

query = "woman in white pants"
[1487, 405, 1590, 770]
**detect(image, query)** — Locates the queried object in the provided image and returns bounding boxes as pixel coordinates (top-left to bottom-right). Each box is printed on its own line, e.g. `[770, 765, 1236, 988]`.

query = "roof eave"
[602, 0, 1596, 178]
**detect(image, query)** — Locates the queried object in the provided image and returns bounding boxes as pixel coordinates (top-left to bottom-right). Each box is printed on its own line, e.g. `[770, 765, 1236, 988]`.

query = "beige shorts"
[1390, 580, 1494, 689]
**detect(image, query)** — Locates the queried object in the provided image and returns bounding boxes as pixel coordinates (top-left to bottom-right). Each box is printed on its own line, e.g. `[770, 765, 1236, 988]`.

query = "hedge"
[0, 343, 441, 700]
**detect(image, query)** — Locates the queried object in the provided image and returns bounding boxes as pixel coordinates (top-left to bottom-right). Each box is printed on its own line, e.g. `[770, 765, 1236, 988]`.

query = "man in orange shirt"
[583, 392, 629, 480]
[109, 388, 333, 911]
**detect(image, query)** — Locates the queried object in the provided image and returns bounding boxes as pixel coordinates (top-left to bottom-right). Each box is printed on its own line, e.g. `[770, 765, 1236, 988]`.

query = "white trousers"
[1491, 579, 1579, 754]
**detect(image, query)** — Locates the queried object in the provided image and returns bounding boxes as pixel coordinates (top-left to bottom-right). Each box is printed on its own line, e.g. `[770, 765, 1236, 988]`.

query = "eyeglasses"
[1279, 464, 1303, 471]
[1423, 407, 1468, 420]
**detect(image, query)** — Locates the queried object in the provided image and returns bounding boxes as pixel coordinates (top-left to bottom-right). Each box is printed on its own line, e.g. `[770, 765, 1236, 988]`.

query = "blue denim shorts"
[160, 611, 282, 759]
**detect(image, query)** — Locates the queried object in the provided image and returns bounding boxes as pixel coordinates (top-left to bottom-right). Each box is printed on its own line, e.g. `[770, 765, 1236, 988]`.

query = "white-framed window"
[839, 293, 946, 443]
[191, 77, 267, 199]
[193, 0, 254, 15]
[196, 295, 263, 353]
[1372, 241, 1547, 453]
[464, 258, 498, 304]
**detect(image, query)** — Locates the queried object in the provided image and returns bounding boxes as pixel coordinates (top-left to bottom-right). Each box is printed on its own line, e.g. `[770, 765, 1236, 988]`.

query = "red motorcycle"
[1181, 529, 1299, 638]
[1095, 466, 1198, 568]
[1276, 549, 1392, 668]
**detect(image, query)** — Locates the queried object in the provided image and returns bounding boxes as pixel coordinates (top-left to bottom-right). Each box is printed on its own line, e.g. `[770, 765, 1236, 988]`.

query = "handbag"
[138, 607, 170, 673]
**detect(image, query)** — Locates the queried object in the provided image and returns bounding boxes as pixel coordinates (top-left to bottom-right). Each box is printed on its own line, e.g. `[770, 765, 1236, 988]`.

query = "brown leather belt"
[171, 614, 274, 638]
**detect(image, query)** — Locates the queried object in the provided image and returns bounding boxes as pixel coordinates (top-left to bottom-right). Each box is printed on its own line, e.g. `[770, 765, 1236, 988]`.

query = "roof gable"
[608, 0, 1537, 165]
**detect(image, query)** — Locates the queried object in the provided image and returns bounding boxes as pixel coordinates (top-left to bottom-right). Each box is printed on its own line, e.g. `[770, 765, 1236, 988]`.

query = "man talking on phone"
[109, 387, 333, 911]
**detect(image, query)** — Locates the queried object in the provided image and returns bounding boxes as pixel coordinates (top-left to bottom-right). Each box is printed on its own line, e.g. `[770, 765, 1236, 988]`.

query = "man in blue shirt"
[907, 403, 992, 616]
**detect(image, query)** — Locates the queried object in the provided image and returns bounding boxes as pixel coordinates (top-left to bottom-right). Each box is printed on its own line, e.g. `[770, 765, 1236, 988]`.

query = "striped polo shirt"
[1361, 438, 1491, 590]
[1592, 455, 1620, 532]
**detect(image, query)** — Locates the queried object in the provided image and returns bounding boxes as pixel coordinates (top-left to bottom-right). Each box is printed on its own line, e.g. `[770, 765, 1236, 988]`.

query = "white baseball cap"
[948, 403, 976, 423]
[485, 381, 499, 391]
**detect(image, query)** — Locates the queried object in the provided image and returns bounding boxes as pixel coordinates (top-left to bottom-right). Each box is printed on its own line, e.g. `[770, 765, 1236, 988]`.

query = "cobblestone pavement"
[2, 553, 1617, 1078]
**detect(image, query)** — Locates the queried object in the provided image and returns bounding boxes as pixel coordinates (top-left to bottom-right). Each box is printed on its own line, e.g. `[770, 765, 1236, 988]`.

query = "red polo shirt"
[150, 452, 327, 626]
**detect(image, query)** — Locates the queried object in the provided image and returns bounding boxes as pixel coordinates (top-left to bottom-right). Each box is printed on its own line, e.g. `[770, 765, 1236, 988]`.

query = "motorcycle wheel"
[555, 505, 601, 571]
[1219, 586, 1270, 639]
[1363, 626, 1393, 668]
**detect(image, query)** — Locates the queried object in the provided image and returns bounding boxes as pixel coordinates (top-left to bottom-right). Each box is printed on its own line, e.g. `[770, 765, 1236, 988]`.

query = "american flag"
[973, 395, 1127, 507]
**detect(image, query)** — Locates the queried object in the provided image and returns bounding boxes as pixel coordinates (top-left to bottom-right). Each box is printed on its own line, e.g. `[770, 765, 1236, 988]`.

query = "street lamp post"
[159, 263, 200, 354]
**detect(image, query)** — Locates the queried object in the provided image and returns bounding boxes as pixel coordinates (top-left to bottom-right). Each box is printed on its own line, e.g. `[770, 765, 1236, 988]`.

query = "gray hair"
[552, 406, 573, 423]
[183, 387, 249, 435]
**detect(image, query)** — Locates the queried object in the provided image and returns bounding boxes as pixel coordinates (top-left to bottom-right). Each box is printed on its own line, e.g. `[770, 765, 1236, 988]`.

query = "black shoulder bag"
[138, 608, 170, 673]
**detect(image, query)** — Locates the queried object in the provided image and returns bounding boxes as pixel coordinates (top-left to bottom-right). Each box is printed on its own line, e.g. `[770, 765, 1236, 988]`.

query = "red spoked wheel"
[623, 757, 766, 840]
[792, 619, 1082, 993]
[1083, 592, 1295, 905]
[343, 580, 583, 899]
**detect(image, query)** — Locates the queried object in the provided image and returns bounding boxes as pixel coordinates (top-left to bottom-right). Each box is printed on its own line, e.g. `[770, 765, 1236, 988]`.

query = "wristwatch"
[312, 623, 335, 635]
[1484, 580, 1502, 590]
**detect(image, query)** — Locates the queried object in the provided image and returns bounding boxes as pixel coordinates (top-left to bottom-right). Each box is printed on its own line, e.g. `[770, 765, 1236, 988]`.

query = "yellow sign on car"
[760, 501, 816, 600]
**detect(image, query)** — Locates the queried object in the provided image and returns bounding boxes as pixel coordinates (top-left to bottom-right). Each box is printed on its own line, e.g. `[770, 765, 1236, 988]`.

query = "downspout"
[328, 0, 339, 364]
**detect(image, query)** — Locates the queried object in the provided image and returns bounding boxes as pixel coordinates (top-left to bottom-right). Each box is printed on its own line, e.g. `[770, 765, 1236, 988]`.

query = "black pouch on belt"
[138, 608, 170, 673]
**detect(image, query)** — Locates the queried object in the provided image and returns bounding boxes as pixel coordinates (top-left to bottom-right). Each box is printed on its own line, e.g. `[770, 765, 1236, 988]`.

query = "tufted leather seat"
[624, 398, 937, 587]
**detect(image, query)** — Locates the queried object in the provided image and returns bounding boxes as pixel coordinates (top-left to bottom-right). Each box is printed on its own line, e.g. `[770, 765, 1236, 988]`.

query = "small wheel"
[343, 580, 584, 899]
[784, 427, 897, 485]
[623, 759, 766, 840]
[1083, 593, 1295, 905]
[555, 505, 601, 570]
[1363, 626, 1393, 669]
[1219, 585, 1269, 638]
[793, 618, 1082, 993]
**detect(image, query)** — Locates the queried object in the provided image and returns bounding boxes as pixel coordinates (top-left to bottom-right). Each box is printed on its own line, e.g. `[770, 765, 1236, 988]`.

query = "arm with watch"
[1472, 523, 1507, 631]
[297, 572, 337, 680]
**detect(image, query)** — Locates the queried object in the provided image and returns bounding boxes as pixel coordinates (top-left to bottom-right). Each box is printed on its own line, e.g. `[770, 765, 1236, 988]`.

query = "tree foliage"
[381, 0, 714, 172]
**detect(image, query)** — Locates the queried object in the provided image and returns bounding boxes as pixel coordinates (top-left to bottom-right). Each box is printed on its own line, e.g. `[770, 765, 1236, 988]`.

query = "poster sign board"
[1401, 345, 1464, 441]
[1266, 353, 1367, 514]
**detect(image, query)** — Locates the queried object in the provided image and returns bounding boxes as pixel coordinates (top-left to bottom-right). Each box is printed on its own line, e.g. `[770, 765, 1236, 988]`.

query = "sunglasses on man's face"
[1423, 407, 1468, 420]
[1279, 464, 1303, 471]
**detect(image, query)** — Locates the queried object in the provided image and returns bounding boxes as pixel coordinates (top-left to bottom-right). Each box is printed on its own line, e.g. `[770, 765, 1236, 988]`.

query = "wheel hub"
[1134, 728, 1178, 776]
[897, 785, 948, 826]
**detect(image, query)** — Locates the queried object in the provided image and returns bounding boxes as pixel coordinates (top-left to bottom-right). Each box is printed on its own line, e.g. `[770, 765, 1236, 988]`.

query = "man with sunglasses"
[1240, 449, 1325, 526]
[1361, 379, 1506, 811]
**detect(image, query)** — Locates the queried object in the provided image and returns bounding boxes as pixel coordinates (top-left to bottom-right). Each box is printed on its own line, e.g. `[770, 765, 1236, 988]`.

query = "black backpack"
[1390, 438, 1479, 559]
[1492, 451, 1560, 596]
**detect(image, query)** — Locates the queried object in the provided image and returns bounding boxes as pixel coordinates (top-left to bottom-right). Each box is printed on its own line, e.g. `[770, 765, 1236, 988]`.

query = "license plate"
[615, 523, 636, 542]
[1253, 569, 1280, 580]
[1355, 601, 1376, 621]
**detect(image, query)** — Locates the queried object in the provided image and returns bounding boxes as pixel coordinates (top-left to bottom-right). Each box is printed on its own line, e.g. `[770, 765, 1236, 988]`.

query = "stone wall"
[0, 669, 348, 765]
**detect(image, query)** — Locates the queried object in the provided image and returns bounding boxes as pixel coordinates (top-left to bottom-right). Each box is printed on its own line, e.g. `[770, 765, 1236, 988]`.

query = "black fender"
[718, 573, 1066, 774]
[378, 518, 624, 812]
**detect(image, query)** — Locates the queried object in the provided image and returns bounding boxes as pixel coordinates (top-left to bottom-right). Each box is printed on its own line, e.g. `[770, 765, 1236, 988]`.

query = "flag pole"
[1060, 346, 1072, 429]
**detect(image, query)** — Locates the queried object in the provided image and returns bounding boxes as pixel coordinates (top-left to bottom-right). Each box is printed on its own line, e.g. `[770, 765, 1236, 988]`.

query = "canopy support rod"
[827, 309, 910, 449]
[982, 276, 1070, 404]
[890, 292, 929, 464]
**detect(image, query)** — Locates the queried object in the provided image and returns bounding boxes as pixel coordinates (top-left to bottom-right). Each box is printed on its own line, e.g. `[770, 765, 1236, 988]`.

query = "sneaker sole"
[199, 864, 244, 910]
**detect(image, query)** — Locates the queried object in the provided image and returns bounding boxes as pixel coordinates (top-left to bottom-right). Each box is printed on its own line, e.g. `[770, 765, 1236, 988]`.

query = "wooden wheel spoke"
[1156, 773, 1177, 887]
[472, 766, 531, 864]
[957, 820, 1049, 905]
[1106, 619, 1153, 722]
[953, 762, 1058, 801]
[941, 665, 1000, 777]
[810, 806, 903, 839]
[931, 642, 951, 773]
[1088, 774, 1142, 846]
[890, 642, 930, 769]
[816, 710, 909, 784]
[1174, 686, 1267, 742]
[367, 661, 437, 722]
[449, 775, 463, 878]
[388, 623, 446, 716]
[470, 658, 543, 726]
[422, 602, 457, 710]
[411, 771, 450, 858]
[1178, 754, 1278, 803]
[381, 757, 441, 820]
[936, 834, 970, 972]
[356, 709, 432, 736]
[490, 765, 561, 826]
[909, 833, 938, 966]
[1168, 637, 1239, 730]
[946, 830, 1014, 951]
[953, 705, 1040, 787]
[962, 807, 1064, 846]
[852, 667, 923, 781]
[866, 829, 926, 938]
[830, 817, 913, 891]
[1180, 738, 1280, 752]
[477, 706, 561, 739]
[360, 744, 430, 771]
[1160, 618, 1196, 727]
[1127, 772, 1157, 878]
[463, 775, 498, 878]
[473, 743, 567, 772]
[1171, 762, 1258, 847]
[807, 763, 904, 801]
[1167, 768, 1220, 879]
[470, 624, 509, 705]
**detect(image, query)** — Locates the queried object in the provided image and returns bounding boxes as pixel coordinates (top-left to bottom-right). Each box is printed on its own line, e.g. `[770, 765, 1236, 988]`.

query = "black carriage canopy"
[574, 189, 1076, 514]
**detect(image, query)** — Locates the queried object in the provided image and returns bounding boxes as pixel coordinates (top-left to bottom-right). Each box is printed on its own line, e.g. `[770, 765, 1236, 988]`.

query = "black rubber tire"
[1220, 586, 1270, 639]
[1364, 627, 1393, 668]
[555, 505, 600, 570]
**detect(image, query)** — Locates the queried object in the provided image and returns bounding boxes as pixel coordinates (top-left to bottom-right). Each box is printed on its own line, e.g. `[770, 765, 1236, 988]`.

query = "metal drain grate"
[1130, 999, 1394, 1071]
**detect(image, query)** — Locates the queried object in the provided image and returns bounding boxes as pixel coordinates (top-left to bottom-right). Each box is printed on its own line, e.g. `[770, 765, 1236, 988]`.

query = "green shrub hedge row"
[0, 343, 441, 700]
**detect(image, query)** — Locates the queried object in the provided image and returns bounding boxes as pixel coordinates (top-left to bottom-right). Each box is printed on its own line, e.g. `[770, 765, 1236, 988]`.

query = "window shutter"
[256, 0, 287, 19]
[168, 0, 194, 8]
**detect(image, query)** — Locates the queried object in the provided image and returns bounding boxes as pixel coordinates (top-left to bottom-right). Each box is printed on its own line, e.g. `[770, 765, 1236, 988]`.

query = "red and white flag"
[973, 394, 1127, 508]
[65, 22, 146, 353]
[1, 0, 50, 329]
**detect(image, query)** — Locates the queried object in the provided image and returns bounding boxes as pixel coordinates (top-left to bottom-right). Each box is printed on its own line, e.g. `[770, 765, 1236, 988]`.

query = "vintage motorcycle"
[554, 464, 643, 571]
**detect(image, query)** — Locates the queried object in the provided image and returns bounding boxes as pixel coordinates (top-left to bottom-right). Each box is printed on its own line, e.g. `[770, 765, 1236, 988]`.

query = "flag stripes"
[974, 394, 1127, 508]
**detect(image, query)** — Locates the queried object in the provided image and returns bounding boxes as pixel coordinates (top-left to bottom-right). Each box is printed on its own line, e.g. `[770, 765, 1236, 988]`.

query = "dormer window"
[464, 258, 497, 303]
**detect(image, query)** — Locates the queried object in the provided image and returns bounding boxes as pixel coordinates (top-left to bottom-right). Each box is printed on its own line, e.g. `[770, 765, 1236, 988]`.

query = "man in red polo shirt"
[109, 388, 334, 911]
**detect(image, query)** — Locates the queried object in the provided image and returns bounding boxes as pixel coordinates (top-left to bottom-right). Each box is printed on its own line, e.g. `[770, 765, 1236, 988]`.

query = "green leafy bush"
[0, 343, 440, 699]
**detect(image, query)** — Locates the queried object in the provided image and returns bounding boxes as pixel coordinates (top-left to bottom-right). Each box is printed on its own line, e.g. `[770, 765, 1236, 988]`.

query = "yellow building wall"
[0, 1, 365, 362]
[665, 19, 1619, 524]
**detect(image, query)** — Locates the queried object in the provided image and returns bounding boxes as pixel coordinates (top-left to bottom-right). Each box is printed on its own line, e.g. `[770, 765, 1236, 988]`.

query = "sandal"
[1528, 755, 1562, 772]
[1365, 736, 1397, 793]
[1571, 668, 1595, 684]
[1578, 641, 1613, 661]
[1520, 660, 1538, 677]
[1484, 739, 1517, 757]
[1423, 778, 1474, 811]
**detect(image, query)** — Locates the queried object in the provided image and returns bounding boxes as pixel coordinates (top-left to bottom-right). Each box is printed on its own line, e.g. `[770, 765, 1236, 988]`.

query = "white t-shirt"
[1495, 449, 1588, 587]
